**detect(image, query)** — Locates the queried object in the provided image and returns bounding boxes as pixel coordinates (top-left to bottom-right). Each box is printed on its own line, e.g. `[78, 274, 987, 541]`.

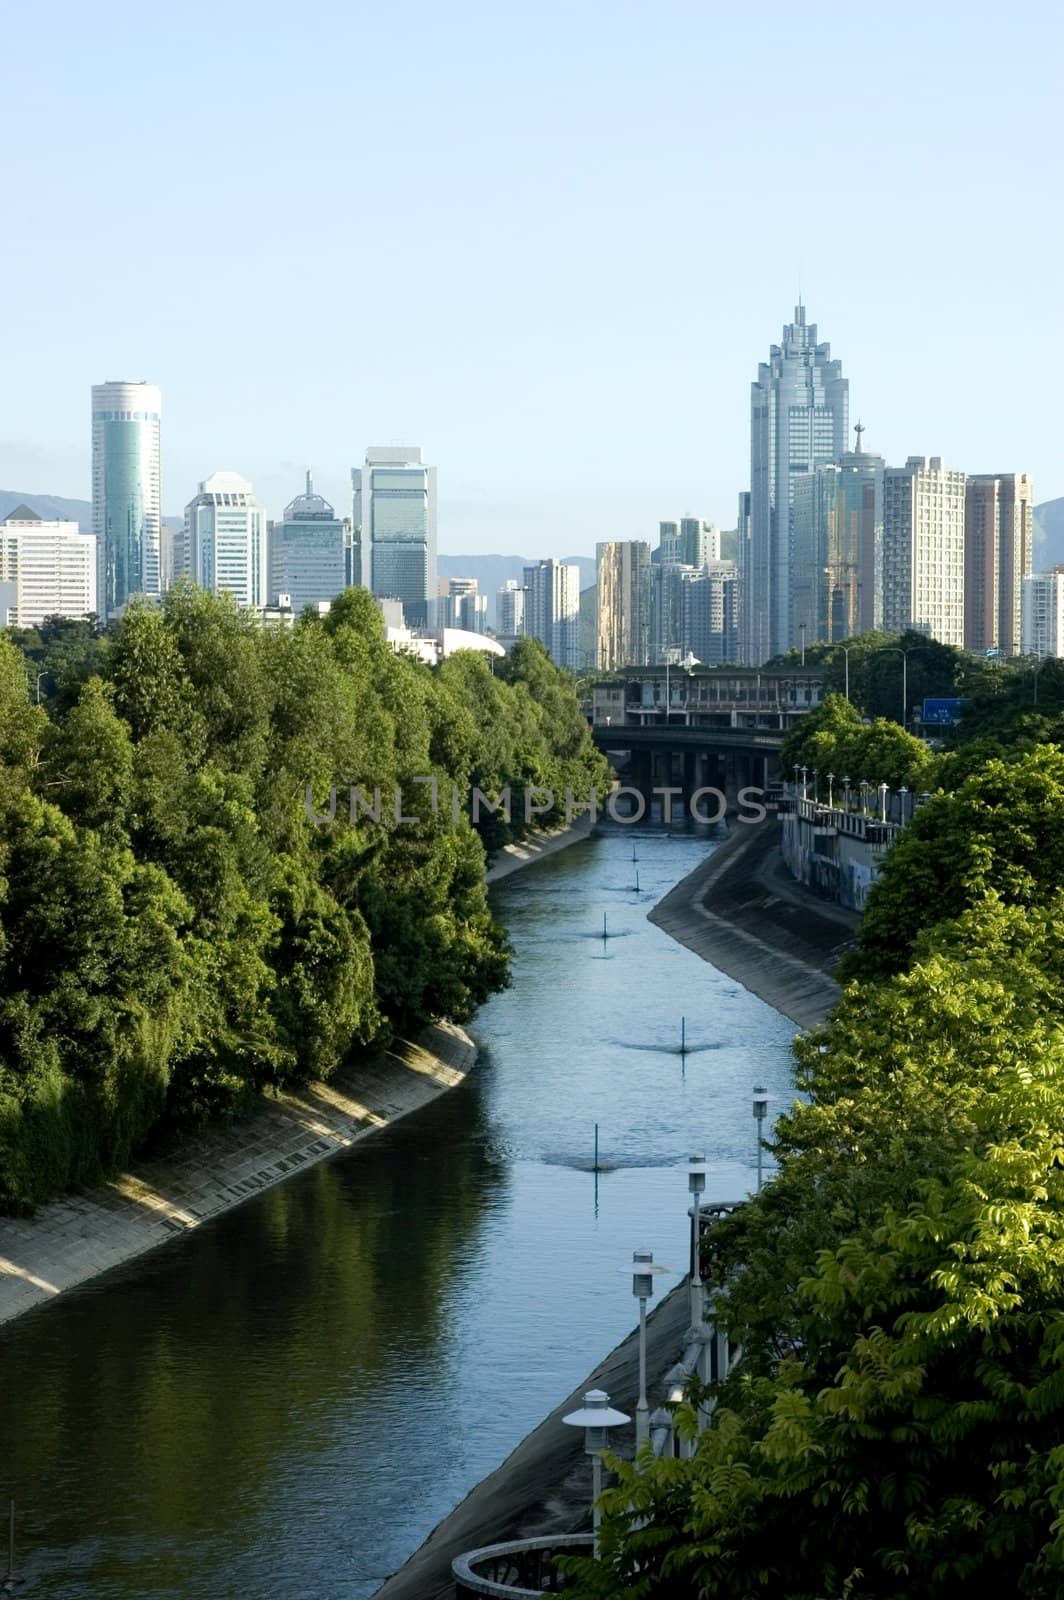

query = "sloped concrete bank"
[0, 1022, 475, 1329]
[648, 814, 858, 1030]
[485, 815, 594, 882]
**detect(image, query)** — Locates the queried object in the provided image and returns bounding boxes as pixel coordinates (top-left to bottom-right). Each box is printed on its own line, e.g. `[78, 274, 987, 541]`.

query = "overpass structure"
[589, 664, 824, 809]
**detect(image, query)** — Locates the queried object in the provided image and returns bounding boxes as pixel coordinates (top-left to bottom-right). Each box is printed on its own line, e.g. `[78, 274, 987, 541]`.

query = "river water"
[1, 822, 796, 1599]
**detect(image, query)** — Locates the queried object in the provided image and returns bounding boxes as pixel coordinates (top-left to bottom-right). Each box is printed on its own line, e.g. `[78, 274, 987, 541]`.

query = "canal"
[1, 821, 796, 1599]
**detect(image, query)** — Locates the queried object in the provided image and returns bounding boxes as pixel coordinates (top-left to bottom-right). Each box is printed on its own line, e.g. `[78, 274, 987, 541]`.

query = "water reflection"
[1, 823, 796, 1598]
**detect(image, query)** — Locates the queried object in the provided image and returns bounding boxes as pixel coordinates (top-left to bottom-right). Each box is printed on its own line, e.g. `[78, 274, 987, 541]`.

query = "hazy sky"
[2, 0, 1060, 555]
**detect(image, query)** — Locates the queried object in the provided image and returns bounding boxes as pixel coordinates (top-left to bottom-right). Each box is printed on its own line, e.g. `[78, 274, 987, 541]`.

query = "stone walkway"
[0, 1022, 474, 1328]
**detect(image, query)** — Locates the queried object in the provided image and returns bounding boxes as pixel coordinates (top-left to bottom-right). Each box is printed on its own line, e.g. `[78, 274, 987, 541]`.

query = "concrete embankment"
[374, 1283, 692, 1600]
[0, 1022, 475, 1329]
[648, 814, 858, 1030]
[485, 815, 594, 882]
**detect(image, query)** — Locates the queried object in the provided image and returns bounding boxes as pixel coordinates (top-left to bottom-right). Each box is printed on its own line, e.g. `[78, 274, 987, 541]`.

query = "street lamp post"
[878, 781, 889, 823]
[827, 771, 835, 808]
[687, 1154, 708, 1325]
[752, 1089, 768, 1192]
[798, 765, 808, 799]
[629, 1249, 669, 1449]
[842, 774, 852, 810]
[35, 671, 46, 705]
[859, 778, 870, 815]
[561, 1389, 631, 1557]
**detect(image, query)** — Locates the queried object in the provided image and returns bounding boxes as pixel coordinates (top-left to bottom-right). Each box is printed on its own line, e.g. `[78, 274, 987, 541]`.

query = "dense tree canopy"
[0, 592, 608, 1208]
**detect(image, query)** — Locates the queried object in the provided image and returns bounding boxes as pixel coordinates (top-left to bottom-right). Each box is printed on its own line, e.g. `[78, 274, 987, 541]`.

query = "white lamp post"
[752, 1089, 769, 1191]
[628, 1248, 669, 1450]
[687, 1154, 708, 1325]
[562, 1389, 631, 1556]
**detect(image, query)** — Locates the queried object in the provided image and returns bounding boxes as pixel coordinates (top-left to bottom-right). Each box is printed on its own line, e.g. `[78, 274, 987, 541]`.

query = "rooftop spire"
[306, 468, 313, 497]
[854, 419, 865, 453]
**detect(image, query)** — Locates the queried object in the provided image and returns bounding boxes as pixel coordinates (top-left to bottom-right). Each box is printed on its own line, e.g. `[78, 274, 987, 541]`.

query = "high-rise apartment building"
[437, 577, 487, 633]
[268, 472, 346, 614]
[522, 559, 580, 668]
[745, 306, 849, 662]
[881, 457, 967, 645]
[92, 380, 162, 621]
[683, 561, 739, 664]
[353, 447, 437, 622]
[0, 506, 97, 626]
[496, 578, 526, 637]
[182, 471, 267, 609]
[1021, 569, 1064, 658]
[791, 424, 884, 645]
[964, 474, 1034, 657]
[658, 518, 719, 568]
[595, 540, 651, 669]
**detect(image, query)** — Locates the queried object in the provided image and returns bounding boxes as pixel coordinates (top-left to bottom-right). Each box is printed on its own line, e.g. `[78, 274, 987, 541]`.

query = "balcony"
[453, 1535, 594, 1596]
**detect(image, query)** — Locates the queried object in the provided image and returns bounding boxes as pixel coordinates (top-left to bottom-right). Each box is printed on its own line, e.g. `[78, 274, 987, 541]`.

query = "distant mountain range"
[0, 490, 184, 534]
[1035, 497, 1064, 567]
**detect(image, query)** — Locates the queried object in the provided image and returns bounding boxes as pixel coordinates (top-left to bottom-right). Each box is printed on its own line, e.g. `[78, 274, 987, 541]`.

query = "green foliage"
[0, 589, 605, 1208]
[782, 693, 936, 792]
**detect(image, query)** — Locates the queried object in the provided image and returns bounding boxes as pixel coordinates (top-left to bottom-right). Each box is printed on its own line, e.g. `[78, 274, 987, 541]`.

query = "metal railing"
[453, 1535, 594, 1596]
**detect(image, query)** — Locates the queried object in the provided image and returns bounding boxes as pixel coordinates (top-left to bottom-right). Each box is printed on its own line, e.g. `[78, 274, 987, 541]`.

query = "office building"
[522, 559, 580, 668]
[746, 306, 849, 662]
[92, 380, 162, 620]
[1021, 569, 1064, 658]
[0, 506, 96, 626]
[182, 471, 267, 609]
[437, 577, 487, 633]
[268, 472, 346, 614]
[496, 578, 526, 637]
[791, 423, 884, 646]
[881, 457, 967, 645]
[595, 540, 651, 669]
[964, 473, 1034, 657]
[353, 447, 437, 621]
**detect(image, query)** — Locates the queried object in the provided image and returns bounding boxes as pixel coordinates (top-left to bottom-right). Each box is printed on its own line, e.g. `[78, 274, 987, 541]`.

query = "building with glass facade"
[522, 559, 580, 668]
[268, 472, 346, 614]
[882, 457, 967, 645]
[595, 540, 651, 668]
[353, 447, 437, 622]
[181, 471, 267, 609]
[657, 517, 719, 568]
[0, 506, 97, 626]
[790, 426, 884, 646]
[92, 380, 162, 620]
[745, 307, 849, 663]
[964, 473, 1034, 657]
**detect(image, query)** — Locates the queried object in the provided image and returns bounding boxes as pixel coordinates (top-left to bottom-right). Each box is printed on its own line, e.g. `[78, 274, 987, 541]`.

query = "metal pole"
[594, 1123, 599, 1172]
[680, 1016, 686, 1054]
[844, 647, 850, 702]
[690, 1198, 701, 1324]
[592, 1454, 603, 1556]
[636, 1296, 649, 1448]
[756, 1131, 763, 1193]
[902, 652, 907, 730]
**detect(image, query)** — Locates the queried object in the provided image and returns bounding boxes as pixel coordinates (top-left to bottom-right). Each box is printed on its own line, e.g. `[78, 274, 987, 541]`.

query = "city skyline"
[2, 2, 1059, 556]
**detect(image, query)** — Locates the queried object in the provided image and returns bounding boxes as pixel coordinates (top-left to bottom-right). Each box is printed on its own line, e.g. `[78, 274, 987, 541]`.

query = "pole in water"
[602, 912, 607, 940]
[634, 868, 640, 892]
[680, 1016, 686, 1054]
[594, 1122, 599, 1172]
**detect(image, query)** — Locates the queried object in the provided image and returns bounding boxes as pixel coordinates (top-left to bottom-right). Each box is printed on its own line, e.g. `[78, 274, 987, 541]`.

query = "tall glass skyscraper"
[353, 447, 437, 622]
[268, 471, 346, 614]
[745, 307, 848, 662]
[92, 380, 162, 621]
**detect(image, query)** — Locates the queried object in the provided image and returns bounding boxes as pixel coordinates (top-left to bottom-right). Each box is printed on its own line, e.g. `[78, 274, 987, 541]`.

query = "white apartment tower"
[1021, 571, 1064, 659]
[522, 560, 580, 669]
[181, 472, 267, 609]
[881, 457, 967, 645]
[92, 380, 162, 621]
[496, 578, 526, 636]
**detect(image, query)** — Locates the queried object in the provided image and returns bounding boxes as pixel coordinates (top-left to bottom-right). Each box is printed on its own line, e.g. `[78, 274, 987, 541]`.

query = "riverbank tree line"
[566, 676, 1064, 1596]
[0, 586, 608, 1211]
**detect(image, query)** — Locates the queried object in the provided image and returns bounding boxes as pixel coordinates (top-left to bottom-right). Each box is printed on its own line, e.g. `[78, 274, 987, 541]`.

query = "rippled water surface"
[1, 823, 797, 1598]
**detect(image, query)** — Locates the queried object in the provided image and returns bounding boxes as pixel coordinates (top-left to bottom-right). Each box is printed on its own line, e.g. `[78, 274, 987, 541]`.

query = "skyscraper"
[0, 506, 97, 626]
[353, 447, 437, 622]
[268, 471, 346, 614]
[964, 473, 1034, 657]
[882, 457, 967, 645]
[595, 540, 651, 668]
[182, 471, 267, 609]
[658, 518, 719, 568]
[522, 559, 580, 668]
[92, 380, 162, 620]
[790, 423, 884, 645]
[746, 307, 849, 662]
[496, 578, 526, 637]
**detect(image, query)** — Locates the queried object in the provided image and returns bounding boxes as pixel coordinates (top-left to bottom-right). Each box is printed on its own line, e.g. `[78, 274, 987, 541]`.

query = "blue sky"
[1, 0, 1060, 554]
